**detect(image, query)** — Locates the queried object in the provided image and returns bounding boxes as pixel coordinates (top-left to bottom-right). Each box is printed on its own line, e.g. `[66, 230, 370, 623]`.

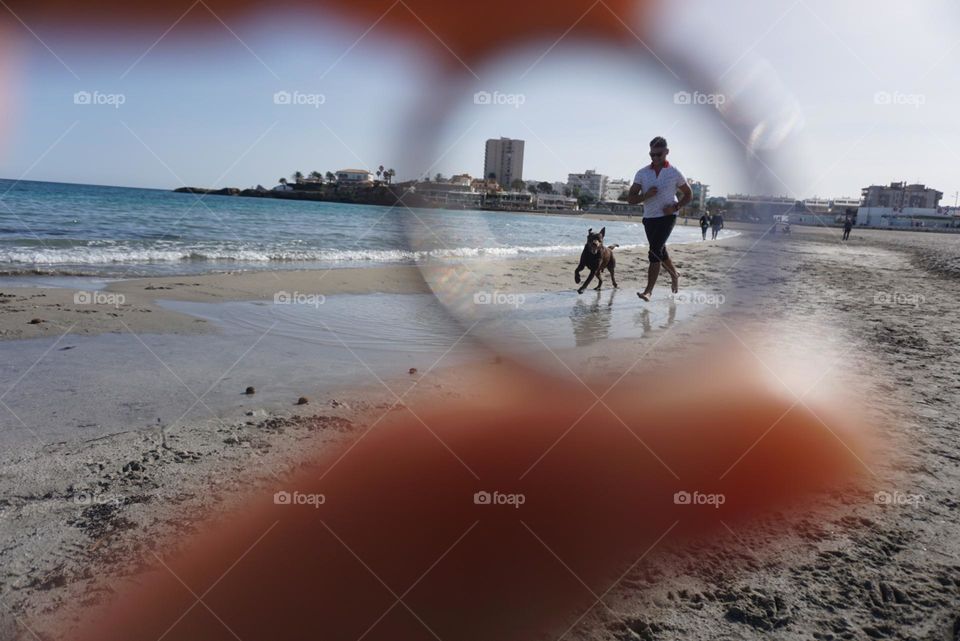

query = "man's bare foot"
[637, 292, 651, 301]
[670, 272, 679, 294]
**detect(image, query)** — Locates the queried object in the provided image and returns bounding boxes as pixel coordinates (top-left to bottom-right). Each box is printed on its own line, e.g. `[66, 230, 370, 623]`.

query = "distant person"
[842, 217, 853, 241]
[627, 136, 692, 301]
[711, 212, 724, 240]
[699, 213, 710, 240]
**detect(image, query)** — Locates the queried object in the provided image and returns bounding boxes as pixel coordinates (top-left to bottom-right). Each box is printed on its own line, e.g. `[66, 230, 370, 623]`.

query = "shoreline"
[3, 224, 960, 640]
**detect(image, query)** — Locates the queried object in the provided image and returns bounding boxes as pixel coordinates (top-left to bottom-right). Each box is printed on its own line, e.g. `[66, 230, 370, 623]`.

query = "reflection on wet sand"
[569, 288, 619, 346]
[635, 300, 677, 338]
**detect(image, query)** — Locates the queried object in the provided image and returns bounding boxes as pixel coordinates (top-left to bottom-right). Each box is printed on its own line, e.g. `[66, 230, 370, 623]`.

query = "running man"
[628, 136, 692, 301]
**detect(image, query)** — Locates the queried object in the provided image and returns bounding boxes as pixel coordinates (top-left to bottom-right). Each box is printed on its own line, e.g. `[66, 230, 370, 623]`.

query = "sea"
[0, 178, 729, 277]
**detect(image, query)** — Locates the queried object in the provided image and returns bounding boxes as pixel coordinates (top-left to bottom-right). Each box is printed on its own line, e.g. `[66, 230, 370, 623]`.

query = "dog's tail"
[607, 244, 619, 250]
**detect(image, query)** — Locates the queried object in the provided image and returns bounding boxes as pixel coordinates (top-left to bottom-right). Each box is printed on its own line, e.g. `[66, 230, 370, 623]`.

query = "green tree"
[325, 171, 336, 182]
[292, 171, 304, 183]
[435, 172, 445, 183]
[510, 178, 525, 192]
[537, 181, 553, 194]
[577, 193, 595, 209]
[527, 184, 538, 194]
[377, 165, 384, 182]
[278, 177, 287, 186]
[385, 168, 396, 184]
[309, 171, 322, 182]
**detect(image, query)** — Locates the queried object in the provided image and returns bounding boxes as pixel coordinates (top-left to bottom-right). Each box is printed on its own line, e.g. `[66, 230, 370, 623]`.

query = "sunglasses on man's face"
[649, 151, 666, 158]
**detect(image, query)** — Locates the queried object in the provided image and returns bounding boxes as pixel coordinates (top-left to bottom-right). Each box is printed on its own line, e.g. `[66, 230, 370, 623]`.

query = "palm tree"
[377, 165, 384, 182]
[385, 169, 396, 184]
[435, 172, 444, 183]
[309, 171, 322, 182]
[510, 178, 525, 192]
[292, 171, 304, 183]
[278, 177, 288, 186]
[325, 171, 336, 182]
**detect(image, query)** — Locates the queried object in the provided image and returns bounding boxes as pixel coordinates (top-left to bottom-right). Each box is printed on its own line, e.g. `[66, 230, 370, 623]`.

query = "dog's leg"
[608, 264, 618, 289]
[577, 269, 596, 294]
[593, 272, 603, 290]
[574, 266, 582, 284]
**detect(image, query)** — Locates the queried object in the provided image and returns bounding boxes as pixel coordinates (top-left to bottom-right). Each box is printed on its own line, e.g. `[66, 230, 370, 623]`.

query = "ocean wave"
[0, 243, 652, 266]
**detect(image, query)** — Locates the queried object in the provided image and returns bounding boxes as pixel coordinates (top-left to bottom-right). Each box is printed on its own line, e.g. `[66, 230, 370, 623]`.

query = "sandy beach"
[1, 222, 959, 640]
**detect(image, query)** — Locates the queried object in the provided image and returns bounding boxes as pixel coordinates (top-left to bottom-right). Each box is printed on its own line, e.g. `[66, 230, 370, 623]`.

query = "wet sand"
[2, 224, 960, 640]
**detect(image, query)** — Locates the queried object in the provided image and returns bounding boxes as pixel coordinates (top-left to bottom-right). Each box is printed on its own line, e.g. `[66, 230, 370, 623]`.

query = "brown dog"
[574, 227, 619, 294]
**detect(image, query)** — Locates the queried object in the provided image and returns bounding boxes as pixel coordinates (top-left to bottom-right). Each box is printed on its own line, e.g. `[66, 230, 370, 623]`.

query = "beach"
[2, 221, 959, 640]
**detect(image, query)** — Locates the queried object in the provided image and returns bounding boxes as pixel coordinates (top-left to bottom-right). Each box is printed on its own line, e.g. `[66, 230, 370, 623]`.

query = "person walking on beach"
[699, 213, 710, 240]
[842, 216, 853, 241]
[711, 212, 724, 240]
[628, 136, 692, 301]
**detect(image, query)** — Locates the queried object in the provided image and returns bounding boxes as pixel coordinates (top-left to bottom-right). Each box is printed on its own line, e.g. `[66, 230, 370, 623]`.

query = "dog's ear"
[587, 228, 593, 236]
[599, 227, 606, 238]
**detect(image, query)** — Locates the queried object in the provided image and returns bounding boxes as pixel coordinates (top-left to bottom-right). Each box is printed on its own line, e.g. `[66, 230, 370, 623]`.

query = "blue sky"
[1, 0, 959, 201]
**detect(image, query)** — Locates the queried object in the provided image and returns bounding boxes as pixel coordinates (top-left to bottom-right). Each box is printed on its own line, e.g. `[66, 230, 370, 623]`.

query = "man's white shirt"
[632, 163, 686, 219]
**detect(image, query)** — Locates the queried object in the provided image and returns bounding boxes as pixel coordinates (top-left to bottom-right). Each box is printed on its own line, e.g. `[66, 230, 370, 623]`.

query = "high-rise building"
[567, 170, 608, 201]
[687, 179, 709, 212]
[484, 138, 525, 189]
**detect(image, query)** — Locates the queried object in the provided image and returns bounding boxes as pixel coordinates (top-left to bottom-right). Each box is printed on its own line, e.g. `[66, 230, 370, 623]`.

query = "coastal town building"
[483, 138, 525, 189]
[567, 170, 608, 200]
[687, 179, 709, 212]
[856, 206, 960, 229]
[603, 178, 631, 201]
[535, 193, 578, 211]
[335, 169, 374, 183]
[484, 191, 534, 210]
[861, 182, 942, 209]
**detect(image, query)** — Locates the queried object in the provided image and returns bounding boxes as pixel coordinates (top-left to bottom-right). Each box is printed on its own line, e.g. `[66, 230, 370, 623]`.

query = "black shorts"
[642, 214, 676, 263]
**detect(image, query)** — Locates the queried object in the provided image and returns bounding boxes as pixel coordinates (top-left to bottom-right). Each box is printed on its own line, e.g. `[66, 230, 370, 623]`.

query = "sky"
[0, 0, 959, 201]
